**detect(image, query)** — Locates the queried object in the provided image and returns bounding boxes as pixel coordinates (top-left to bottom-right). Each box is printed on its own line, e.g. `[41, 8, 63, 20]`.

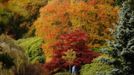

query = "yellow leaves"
[7, 0, 29, 17]
[42, 43, 54, 62]
[6, 0, 47, 18]
[62, 49, 76, 64]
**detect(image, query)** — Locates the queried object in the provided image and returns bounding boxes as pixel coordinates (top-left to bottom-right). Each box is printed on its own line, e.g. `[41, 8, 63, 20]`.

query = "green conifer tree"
[112, 0, 134, 75]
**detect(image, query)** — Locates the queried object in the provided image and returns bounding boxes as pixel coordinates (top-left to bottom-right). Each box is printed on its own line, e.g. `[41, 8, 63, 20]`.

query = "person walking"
[71, 65, 77, 75]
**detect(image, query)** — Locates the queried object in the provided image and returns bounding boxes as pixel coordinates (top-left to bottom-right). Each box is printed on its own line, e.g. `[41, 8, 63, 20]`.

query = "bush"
[17, 37, 45, 64]
[0, 35, 28, 75]
[80, 55, 114, 75]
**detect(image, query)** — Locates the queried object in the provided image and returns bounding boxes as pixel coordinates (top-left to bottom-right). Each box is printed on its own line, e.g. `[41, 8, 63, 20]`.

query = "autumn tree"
[68, 0, 119, 48]
[44, 29, 99, 74]
[34, 0, 71, 62]
[34, 0, 119, 62]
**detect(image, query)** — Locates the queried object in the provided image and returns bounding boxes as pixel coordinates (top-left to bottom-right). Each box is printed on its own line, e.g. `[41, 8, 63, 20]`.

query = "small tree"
[44, 29, 99, 74]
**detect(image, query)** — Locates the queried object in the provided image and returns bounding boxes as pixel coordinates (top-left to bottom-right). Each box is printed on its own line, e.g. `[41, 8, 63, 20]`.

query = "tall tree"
[34, 0, 119, 62]
[112, 0, 134, 75]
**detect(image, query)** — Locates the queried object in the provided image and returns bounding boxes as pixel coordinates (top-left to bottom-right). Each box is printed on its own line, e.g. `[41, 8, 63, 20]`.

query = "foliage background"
[0, 0, 125, 75]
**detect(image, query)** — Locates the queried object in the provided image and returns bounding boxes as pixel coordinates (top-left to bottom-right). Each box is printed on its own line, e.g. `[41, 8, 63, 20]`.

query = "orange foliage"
[68, 0, 119, 48]
[34, 0, 71, 62]
[34, 0, 119, 62]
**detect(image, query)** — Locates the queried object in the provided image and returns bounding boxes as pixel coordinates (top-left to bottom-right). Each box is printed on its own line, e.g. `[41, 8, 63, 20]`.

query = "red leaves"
[44, 29, 99, 73]
[45, 58, 65, 70]
[55, 29, 88, 50]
